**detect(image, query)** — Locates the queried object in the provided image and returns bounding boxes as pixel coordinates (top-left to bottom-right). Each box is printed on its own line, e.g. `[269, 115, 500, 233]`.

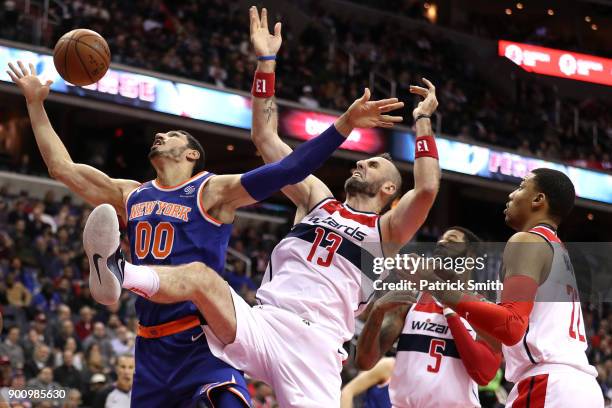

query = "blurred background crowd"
[0, 0, 610, 171]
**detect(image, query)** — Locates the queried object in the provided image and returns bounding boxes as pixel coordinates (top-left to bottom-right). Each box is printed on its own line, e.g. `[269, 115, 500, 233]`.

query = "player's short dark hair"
[531, 168, 575, 221]
[377, 152, 402, 203]
[446, 226, 481, 254]
[176, 130, 206, 175]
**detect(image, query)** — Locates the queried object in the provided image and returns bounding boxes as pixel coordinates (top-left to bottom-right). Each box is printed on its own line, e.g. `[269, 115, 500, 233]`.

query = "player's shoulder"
[507, 231, 548, 244]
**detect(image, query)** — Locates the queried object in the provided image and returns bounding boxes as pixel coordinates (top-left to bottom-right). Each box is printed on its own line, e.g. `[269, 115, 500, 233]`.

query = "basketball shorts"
[132, 323, 251, 407]
[203, 287, 347, 407]
[506, 368, 603, 408]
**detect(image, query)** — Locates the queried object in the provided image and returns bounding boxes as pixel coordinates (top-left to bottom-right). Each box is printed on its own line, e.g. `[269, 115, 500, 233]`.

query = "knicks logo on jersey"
[129, 200, 192, 222]
[306, 215, 367, 241]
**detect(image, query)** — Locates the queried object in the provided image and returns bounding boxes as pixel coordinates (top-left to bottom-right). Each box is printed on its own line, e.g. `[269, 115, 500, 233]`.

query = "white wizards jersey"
[502, 224, 597, 383]
[389, 294, 480, 408]
[256, 198, 384, 342]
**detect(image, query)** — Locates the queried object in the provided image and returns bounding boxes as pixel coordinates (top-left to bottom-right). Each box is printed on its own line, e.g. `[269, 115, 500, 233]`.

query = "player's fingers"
[380, 114, 403, 123]
[421, 77, 435, 91]
[17, 60, 28, 77]
[7, 62, 21, 78]
[409, 85, 428, 96]
[261, 8, 269, 31]
[378, 101, 404, 113]
[45, 80, 53, 87]
[249, 6, 259, 34]
[274, 22, 282, 38]
[6, 70, 18, 83]
[371, 97, 398, 108]
[375, 120, 394, 128]
[29, 63, 37, 76]
[360, 87, 371, 102]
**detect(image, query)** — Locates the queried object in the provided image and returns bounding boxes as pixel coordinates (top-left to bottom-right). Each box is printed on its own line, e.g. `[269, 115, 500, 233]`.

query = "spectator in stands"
[298, 85, 319, 109]
[81, 371, 106, 407]
[110, 326, 134, 356]
[251, 381, 277, 408]
[75, 306, 94, 341]
[93, 354, 135, 408]
[0, 326, 24, 369]
[32, 280, 61, 314]
[63, 388, 83, 408]
[26, 367, 63, 398]
[53, 349, 82, 390]
[0, 356, 11, 387]
[5, 271, 31, 308]
[24, 342, 53, 379]
[83, 322, 114, 363]
[0, 370, 27, 405]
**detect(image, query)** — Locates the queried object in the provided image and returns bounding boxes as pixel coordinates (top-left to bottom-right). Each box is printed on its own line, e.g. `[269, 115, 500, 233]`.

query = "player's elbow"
[48, 162, 72, 183]
[414, 182, 438, 202]
[470, 370, 494, 386]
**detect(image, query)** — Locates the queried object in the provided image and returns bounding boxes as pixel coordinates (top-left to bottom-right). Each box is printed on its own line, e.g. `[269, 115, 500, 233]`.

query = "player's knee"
[185, 262, 215, 287]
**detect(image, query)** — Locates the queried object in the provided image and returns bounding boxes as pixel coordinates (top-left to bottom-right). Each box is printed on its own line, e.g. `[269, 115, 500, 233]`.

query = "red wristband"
[414, 135, 438, 160]
[252, 71, 275, 98]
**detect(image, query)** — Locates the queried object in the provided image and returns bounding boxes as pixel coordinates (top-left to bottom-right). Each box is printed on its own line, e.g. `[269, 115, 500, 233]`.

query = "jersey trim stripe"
[152, 171, 209, 191]
[344, 202, 378, 215]
[305, 196, 335, 216]
[123, 184, 142, 221]
[321, 200, 379, 227]
[529, 226, 561, 243]
[196, 175, 223, 226]
[397, 333, 461, 358]
[522, 324, 538, 364]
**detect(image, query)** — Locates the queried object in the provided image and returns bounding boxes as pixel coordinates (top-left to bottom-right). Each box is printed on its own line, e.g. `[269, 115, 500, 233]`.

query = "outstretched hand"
[7, 61, 53, 105]
[250, 6, 282, 57]
[410, 77, 438, 120]
[344, 88, 404, 129]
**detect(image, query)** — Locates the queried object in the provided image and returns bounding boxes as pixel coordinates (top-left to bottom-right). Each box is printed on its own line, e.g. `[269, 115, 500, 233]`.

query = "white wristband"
[443, 307, 456, 317]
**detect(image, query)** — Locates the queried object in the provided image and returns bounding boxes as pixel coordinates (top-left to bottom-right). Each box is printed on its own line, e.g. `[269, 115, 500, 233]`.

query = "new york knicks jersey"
[389, 295, 480, 408]
[125, 171, 232, 326]
[502, 224, 597, 383]
[256, 198, 384, 343]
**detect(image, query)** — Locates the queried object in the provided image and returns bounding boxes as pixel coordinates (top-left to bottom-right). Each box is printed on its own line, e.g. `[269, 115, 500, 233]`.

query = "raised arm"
[249, 7, 330, 214]
[380, 79, 440, 254]
[340, 357, 395, 408]
[356, 290, 416, 370]
[7, 62, 139, 218]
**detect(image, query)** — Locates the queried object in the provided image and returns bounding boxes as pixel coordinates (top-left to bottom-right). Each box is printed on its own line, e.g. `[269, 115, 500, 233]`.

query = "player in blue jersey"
[7, 19, 403, 405]
[341, 357, 394, 408]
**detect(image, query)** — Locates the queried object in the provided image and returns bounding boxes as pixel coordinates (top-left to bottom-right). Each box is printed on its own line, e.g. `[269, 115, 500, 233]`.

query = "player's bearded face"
[344, 176, 383, 197]
[148, 144, 189, 162]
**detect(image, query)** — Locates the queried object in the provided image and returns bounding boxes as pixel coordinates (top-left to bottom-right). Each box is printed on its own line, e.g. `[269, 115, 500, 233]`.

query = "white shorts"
[506, 368, 603, 408]
[203, 287, 346, 407]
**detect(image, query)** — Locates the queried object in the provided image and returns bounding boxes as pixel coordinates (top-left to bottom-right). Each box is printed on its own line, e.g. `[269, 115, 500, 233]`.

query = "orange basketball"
[53, 29, 111, 86]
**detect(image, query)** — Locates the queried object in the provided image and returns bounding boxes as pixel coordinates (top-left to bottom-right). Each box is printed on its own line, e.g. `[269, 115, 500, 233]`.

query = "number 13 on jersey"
[306, 227, 343, 267]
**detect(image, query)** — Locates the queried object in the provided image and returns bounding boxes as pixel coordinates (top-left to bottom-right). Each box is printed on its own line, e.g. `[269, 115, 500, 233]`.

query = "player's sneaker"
[83, 204, 125, 305]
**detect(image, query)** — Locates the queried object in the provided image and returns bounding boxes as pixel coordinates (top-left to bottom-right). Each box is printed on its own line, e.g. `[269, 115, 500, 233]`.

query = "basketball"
[53, 29, 110, 86]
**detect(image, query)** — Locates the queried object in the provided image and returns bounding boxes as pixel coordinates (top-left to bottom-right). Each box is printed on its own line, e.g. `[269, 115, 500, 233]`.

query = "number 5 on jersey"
[134, 221, 175, 259]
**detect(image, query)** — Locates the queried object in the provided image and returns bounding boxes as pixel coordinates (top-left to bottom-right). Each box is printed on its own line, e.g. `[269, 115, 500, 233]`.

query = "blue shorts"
[131, 325, 251, 407]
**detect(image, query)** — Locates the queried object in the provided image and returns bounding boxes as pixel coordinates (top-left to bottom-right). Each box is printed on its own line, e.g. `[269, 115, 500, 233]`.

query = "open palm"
[345, 88, 404, 129]
[250, 7, 282, 57]
[7, 61, 52, 104]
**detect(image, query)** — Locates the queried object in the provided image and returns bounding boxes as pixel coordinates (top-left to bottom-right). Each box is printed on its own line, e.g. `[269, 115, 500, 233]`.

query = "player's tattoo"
[263, 98, 276, 124]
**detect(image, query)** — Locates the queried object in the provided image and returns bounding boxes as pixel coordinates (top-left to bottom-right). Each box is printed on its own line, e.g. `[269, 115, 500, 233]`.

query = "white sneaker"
[83, 204, 125, 305]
